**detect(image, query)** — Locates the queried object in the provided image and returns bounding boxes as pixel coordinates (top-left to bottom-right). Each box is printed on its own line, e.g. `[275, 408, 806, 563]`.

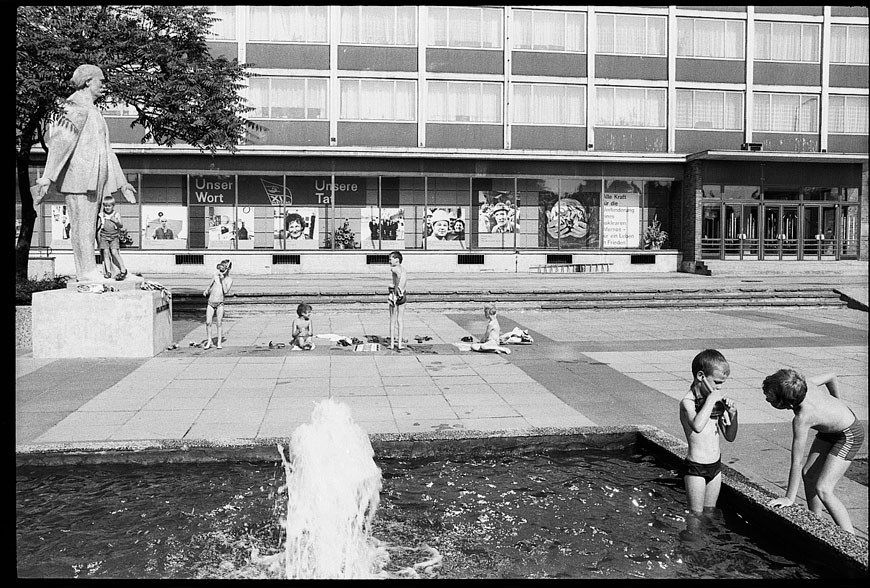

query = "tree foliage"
[15, 5, 263, 278]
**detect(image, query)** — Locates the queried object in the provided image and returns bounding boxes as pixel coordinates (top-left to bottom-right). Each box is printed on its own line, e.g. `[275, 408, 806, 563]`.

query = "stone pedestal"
[32, 285, 172, 358]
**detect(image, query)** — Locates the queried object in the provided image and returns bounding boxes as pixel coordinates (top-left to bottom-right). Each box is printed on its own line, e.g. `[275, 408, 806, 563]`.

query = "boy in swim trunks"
[762, 369, 865, 534]
[203, 259, 233, 350]
[679, 349, 739, 516]
[387, 250, 407, 351]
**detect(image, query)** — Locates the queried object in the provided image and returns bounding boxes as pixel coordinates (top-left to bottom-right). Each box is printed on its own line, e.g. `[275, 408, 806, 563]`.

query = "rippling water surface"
[16, 448, 827, 579]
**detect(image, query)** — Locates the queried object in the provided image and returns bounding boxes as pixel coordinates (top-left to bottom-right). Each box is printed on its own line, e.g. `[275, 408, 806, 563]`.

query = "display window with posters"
[538, 178, 601, 249]
[477, 190, 518, 248]
[601, 179, 641, 248]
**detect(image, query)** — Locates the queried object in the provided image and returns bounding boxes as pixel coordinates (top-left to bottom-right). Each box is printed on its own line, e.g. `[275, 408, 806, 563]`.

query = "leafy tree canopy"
[16, 4, 262, 154]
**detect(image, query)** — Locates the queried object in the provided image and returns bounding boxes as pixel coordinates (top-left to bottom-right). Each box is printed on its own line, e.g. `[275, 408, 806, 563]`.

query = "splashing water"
[277, 399, 388, 579]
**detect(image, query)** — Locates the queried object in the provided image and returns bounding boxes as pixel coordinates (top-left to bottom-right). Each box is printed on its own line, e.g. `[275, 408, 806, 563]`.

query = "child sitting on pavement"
[291, 303, 315, 350]
[679, 349, 739, 516]
[470, 304, 511, 354]
[762, 369, 864, 534]
[202, 259, 233, 350]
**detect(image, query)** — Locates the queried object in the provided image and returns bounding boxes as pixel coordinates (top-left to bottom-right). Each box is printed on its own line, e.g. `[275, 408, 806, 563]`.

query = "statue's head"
[71, 64, 104, 90]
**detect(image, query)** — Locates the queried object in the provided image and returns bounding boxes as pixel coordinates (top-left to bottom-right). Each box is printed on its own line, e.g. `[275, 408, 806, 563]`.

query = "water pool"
[16, 446, 830, 579]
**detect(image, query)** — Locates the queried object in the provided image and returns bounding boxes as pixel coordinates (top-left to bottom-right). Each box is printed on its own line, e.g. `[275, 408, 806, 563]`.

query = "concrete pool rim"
[15, 424, 868, 578]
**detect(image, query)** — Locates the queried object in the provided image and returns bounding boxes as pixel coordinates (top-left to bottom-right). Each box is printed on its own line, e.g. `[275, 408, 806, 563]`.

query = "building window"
[676, 17, 744, 59]
[340, 5, 416, 46]
[513, 9, 585, 53]
[830, 25, 869, 65]
[753, 93, 818, 133]
[249, 77, 328, 120]
[428, 81, 502, 123]
[102, 98, 137, 118]
[208, 5, 236, 40]
[249, 5, 328, 43]
[829, 95, 869, 134]
[597, 87, 666, 128]
[512, 84, 585, 126]
[428, 6, 503, 49]
[755, 22, 819, 63]
[597, 14, 666, 56]
[340, 79, 416, 122]
[676, 90, 743, 130]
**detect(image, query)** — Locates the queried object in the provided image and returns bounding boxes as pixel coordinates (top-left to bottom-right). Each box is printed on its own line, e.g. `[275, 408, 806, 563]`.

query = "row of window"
[210, 6, 869, 65]
[235, 80, 870, 134]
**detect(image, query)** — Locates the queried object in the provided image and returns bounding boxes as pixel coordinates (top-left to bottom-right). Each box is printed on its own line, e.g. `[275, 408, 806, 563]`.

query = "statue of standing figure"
[33, 64, 136, 282]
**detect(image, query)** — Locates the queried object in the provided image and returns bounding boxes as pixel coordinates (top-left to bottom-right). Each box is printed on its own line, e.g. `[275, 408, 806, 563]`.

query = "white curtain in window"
[428, 7, 448, 46]
[360, 80, 392, 120]
[801, 25, 819, 62]
[646, 89, 666, 127]
[566, 13, 584, 52]
[770, 94, 799, 131]
[724, 21, 744, 59]
[513, 11, 534, 49]
[676, 19, 693, 56]
[676, 90, 693, 127]
[272, 78, 302, 119]
[753, 95, 770, 131]
[248, 78, 270, 117]
[249, 6, 270, 41]
[597, 14, 615, 54]
[844, 97, 869, 133]
[847, 27, 869, 64]
[273, 6, 296, 42]
[694, 91, 723, 129]
[362, 6, 393, 44]
[308, 79, 327, 119]
[694, 20, 724, 58]
[309, 7, 328, 43]
[428, 81, 448, 121]
[340, 81, 360, 120]
[755, 22, 771, 60]
[614, 88, 645, 126]
[724, 93, 742, 129]
[617, 16, 646, 55]
[450, 7, 480, 48]
[210, 5, 235, 40]
[535, 11, 564, 51]
[340, 6, 359, 43]
[596, 87, 613, 125]
[481, 8, 502, 48]
[646, 17, 666, 56]
[828, 95, 845, 133]
[480, 83, 502, 122]
[798, 96, 818, 133]
[770, 23, 801, 61]
[396, 6, 416, 45]
[513, 85, 533, 123]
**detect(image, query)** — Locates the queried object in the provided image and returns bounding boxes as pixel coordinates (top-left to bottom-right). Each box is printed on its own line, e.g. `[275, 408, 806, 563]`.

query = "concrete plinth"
[32, 287, 172, 358]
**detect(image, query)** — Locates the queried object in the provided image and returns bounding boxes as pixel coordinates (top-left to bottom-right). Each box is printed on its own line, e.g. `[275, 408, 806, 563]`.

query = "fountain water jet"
[277, 399, 388, 579]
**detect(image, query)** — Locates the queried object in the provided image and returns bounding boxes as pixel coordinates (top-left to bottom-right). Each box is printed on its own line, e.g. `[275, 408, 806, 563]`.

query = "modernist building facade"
[26, 5, 869, 275]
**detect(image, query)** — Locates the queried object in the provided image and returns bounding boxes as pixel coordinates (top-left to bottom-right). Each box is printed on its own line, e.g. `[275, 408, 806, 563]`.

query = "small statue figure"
[34, 64, 136, 282]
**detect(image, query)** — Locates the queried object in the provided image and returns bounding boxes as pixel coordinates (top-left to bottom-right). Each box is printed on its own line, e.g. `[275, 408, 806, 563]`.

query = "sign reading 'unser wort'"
[187, 175, 366, 206]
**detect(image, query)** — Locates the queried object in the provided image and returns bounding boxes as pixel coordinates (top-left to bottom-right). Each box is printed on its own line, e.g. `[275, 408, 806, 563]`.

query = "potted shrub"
[643, 215, 668, 250]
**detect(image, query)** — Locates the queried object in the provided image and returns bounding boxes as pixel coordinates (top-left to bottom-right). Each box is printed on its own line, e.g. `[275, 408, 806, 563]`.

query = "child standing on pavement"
[679, 349, 738, 515]
[291, 303, 315, 350]
[387, 250, 407, 351]
[97, 195, 128, 281]
[470, 304, 511, 354]
[762, 369, 864, 534]
[203, 259, 233, 350]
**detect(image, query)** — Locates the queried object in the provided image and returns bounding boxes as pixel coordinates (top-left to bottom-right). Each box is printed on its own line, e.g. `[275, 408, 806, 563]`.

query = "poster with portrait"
[361, 207, 405, 249]
[538, 190, 599, 248]
[142, 205, 186, 249]
[274, 207, 318, 249]
[424, 207, 466, 249]
[49, 205, 71, 247]
[477, 191, 518, 247]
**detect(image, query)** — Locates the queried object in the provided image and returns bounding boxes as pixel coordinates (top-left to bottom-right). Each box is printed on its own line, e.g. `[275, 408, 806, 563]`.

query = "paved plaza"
[16, 300, 868, 542]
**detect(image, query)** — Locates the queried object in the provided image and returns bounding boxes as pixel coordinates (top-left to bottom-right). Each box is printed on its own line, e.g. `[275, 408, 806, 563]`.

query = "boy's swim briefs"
[682, 458, 722, 483]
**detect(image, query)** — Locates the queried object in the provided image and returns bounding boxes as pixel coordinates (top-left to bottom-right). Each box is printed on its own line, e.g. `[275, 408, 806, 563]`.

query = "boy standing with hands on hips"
[679, 349, 739, 516]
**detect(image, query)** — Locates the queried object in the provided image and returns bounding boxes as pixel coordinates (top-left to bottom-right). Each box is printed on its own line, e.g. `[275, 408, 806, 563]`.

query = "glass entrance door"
[724, 204, 759, 260]
[802, 205, 837, 260]
[763, 205, 798, 260]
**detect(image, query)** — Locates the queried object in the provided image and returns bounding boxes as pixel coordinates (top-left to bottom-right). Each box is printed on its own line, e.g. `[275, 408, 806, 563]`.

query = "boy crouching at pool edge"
[679, 349, 739, 516]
